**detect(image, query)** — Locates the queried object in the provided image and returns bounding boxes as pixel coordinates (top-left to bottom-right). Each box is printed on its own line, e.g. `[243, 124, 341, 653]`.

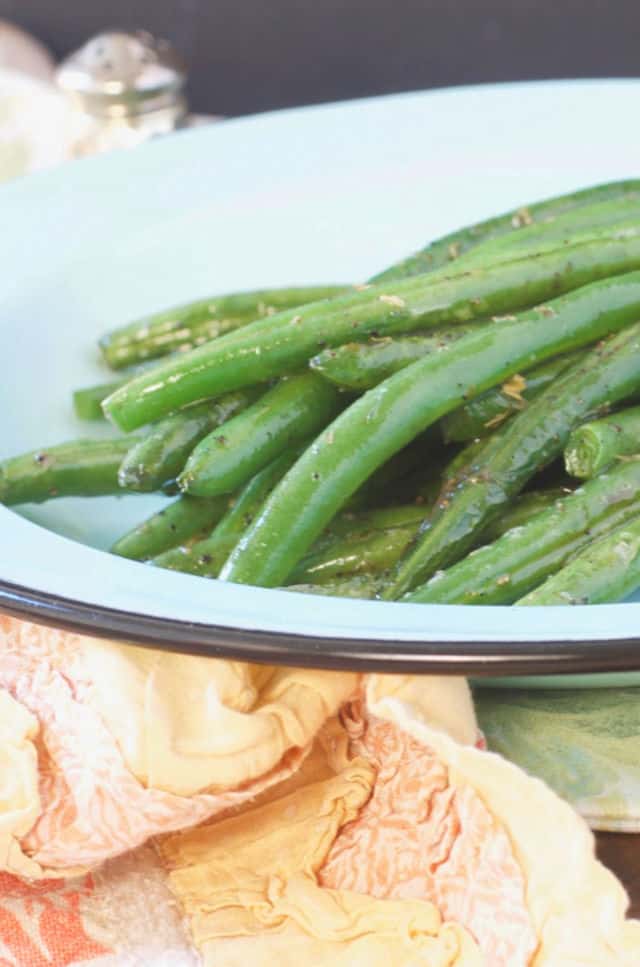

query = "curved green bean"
[372, 179, 640, 281]
[219, 272, 640, 588]
[111, 495, 228, 560]
[118, 389, 260, 492]
[179, 373, 342, 497]
[406, 460, 640, 605]
[564, 405, 640, 479]
[0, 437, 137, 505]
[104, 231, 640, 432]
[517, 515, 640, 606]
[100, 285, 347, 369]
[388, 320, 640, 598]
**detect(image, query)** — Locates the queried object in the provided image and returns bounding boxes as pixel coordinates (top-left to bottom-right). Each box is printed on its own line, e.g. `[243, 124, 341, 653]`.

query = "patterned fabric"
[319, 707, 536, 966]
[475, 686, 640, 831]
[0, 617, 350, 876]
[0, 846, 195, 966]
[1, 613, 639, 965]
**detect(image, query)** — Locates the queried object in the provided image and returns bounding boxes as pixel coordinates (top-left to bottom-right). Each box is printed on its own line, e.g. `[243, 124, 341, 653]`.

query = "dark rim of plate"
[1, 577, 639, 676]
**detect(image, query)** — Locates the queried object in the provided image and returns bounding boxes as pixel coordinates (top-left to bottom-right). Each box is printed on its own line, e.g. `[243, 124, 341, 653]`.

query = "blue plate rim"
[1, 575, 640, 676]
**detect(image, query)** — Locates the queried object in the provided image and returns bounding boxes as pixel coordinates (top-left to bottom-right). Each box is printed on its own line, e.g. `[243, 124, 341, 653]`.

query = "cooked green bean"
[438, 438, 487, 480]
[326, 503, 432, 537]
[406, 460, 640, 605]
[310, 324, 485, 391]
[387, 320, 640, 598]
[480, 488, 572, 543]
[179, 373, 342, 497]
[219, 273, 640, 588]
[73, 380, 126, 421]
[100, 285, 347, 369]
[440, 352, 584, 442]
[111, 495, 229, 560]
[564, 405, 640, 479]
[118, 389, 261, 493]
[104, 231, 640, 432]
[447, 198, 640, 270]
[372, 179, 640, 281]
[295, 486, 571, 585]
[154, 449, 299, 576]
[517, 515, 640, 605]
[0, 437, 138, 505]
[300, 498, 437, 566]
[291, 524, 420, 583]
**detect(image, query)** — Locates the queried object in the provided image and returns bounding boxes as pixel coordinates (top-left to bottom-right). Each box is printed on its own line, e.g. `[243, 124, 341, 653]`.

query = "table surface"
[596, 834, 640, 916]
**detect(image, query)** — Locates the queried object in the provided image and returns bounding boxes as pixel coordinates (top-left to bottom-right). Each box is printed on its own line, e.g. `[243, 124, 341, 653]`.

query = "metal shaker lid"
[56, 30, 186, 118]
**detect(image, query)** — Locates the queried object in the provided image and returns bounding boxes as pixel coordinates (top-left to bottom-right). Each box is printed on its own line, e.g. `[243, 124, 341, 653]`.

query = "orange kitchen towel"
[0, 846, 195, 966]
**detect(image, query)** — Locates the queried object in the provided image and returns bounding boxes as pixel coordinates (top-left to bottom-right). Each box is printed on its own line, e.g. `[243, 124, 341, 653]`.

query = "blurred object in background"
[0, 20, 70, 181]
[56, 30, 189, 157]
[0, 21, 215, 181]
[0, 18, 53, 79]
[3, 0, 638, 116]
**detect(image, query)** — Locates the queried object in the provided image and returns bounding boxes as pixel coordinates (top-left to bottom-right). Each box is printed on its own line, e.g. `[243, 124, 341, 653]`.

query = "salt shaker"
[55, 30, 190, 157]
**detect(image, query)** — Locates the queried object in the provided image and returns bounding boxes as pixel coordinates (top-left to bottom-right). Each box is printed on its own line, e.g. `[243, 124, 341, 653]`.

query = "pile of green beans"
[5, 179, 640, 607]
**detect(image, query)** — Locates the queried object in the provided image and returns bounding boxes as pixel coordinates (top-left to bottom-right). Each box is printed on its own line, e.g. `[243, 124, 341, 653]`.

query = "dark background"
[2, 1, 638, 116]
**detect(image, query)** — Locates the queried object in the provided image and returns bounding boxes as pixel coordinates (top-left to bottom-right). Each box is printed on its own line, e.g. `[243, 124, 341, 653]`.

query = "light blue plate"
[2, 78, 640, 685]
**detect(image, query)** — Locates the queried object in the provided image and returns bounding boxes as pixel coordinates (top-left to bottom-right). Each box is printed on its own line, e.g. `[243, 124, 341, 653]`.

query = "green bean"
[118, 389, 261, 493]
[0, 437, 138, 505]
[448, 198, 640, 271]
[440, 352, 584, 442]
[219, 273, 640, 588]
[73, 380, 126, 421]
[103, 231, 640, 432]
[236, 501, 426, 575]
[111, 495, 229, 560]
[295, 486, 571, 585]
[305, 501, 437, 564]
[480, 488, 572, 543]
[327, 503, 432, 537]
[284, 576, 380, 598]
[438, 438, 487, 480]
[517, 515, 640, 605]
[310, 324, 485, 391]
[405, 460, 640, 605]
[102, 309, 248, 371]
[179, 373, 342, 497]
[372, 179, 640, 281]
[291, 524, 420, 584]
[154, 449, 299, 576]
[564, 405, 640, 479]
[100, 285, 347, 370]
[389, 320, 640, 598]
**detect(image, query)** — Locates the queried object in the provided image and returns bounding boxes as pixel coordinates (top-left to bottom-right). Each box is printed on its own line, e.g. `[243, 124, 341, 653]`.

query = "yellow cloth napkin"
[0, 615, 639, 965]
